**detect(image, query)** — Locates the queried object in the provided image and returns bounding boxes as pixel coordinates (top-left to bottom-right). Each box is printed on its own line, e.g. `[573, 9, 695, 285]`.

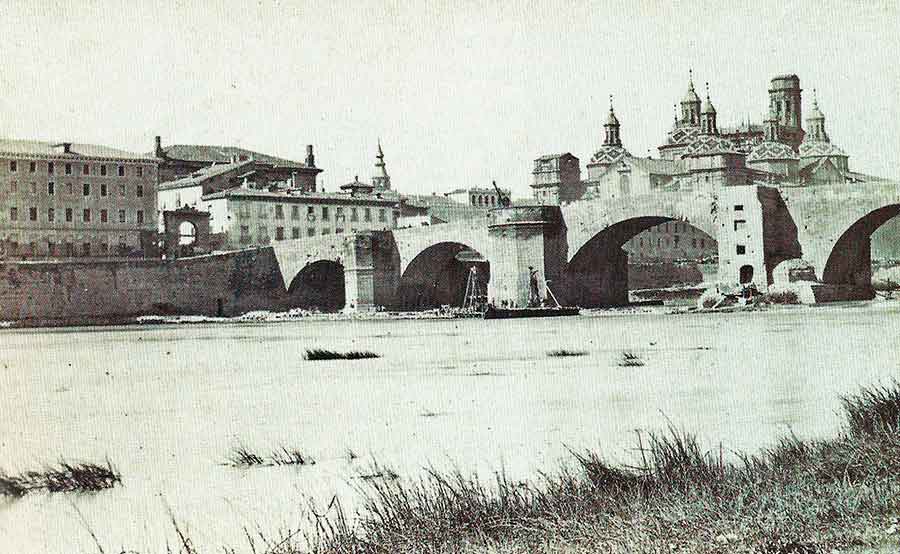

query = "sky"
[1, 1, 899, 197]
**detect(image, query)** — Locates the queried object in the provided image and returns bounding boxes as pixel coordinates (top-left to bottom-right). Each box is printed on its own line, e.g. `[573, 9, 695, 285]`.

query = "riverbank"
[302, 381, 900, 553]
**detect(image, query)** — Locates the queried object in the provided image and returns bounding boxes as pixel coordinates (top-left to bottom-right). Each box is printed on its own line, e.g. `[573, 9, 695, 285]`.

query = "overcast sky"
[1, 1, 898, 196]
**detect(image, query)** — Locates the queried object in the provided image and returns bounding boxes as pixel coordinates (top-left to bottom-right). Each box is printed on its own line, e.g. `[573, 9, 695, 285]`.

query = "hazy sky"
[2, 1, 899, 196]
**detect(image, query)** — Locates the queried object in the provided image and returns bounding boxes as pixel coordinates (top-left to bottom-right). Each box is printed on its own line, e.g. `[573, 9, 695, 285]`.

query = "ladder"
[462, 266, 483, 312]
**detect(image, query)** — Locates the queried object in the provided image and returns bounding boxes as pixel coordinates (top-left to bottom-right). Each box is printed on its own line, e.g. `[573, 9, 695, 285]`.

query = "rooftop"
[0, 138, 156, 161]
[158, 160, 256, 190]
[202, 186, 399, 205]
[156, 144, 311, 170]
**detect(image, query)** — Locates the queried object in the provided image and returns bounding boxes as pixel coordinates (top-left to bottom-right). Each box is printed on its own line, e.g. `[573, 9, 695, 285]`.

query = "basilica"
[531, 72, 871, 206]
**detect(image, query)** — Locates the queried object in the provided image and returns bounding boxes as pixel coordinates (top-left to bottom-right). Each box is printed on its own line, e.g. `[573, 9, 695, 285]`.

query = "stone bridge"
[268, 180, 900, 311]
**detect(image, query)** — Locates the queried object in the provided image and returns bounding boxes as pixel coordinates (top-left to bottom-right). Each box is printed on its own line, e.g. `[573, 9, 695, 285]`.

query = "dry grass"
[546, 349, 588, 358]
[0, 461, 120, 497]
[304, 349, 380, 361]
[111, 381, 900, 554]
[227, 445, 316, 468]
[618, 351, 645, 367]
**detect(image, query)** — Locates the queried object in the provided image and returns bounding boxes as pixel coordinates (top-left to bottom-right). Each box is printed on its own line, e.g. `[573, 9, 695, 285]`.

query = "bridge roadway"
[269, 181, 900, 311]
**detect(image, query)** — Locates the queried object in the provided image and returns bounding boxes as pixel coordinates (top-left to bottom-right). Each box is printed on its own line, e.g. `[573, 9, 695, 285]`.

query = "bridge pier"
[342, 233, 378, 312]
[486, 206, 567, 307]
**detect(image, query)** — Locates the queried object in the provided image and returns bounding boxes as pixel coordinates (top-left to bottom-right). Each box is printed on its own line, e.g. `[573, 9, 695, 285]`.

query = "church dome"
[799, 141, 847, 159]
[682, 135, 736, 157]
[747, 141, 798, 163]
[589, 145, 630, 166]
[808, 100, 825, 120]
[683, 85, 701, 104]
[701, 96, 716, 114]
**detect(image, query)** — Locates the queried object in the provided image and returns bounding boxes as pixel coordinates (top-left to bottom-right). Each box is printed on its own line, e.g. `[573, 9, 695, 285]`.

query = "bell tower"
[603, 95, 622, 146]
[805, 90, 830, 143]
[680, 69, 702, 126]
[372, 141, 391, 190]
[700, 83, 718, 135]
[768, 74, 805, 149]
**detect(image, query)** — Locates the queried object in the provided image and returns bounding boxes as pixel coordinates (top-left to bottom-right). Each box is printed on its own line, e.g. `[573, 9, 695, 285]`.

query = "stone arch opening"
[822, 204, 900, 286]
[567, 216, 717, 307]
[397, 241, 489, 310]
[178, 221, 197, 245]
[287, 260, 346, 312]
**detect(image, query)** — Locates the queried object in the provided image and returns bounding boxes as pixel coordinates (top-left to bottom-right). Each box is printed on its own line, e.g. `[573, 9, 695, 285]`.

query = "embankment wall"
[0, 249, 287, 323]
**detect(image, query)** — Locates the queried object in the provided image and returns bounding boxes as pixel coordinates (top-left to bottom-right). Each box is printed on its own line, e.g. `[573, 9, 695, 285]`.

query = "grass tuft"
[227, 445, 315, 468]
[0, 461, 120, 496]
[303, 349, 380, 361]
[618, 351, 645, 367]
[547, 349, 588, 358]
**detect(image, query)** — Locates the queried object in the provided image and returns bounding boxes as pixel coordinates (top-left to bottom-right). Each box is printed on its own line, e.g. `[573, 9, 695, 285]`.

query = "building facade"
[0, 139, 159, 259]
[202, 188, 399, 248]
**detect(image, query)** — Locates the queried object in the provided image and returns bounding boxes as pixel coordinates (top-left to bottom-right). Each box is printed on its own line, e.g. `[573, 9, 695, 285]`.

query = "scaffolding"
[462, 266, 487, 313]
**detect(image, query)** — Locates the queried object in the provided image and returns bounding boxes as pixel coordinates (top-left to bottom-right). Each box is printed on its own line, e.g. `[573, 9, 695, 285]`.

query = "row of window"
[471, 195, 497, 207]
[6, 181, 144, 197]
[238, 225, 363, 243]
[3, 240, 131, 257]
[637, 237, 708, 249]
[241, 203, 388, 223]
[7, 160, 147, 177]
[8, 207, 144, 224]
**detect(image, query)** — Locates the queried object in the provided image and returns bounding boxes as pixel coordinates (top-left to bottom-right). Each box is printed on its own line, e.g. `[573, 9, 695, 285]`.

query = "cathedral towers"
[768, 74, 805, 149]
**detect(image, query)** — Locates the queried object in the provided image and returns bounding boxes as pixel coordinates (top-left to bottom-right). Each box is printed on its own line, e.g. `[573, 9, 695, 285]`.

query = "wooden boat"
[483, 305, 580, 319]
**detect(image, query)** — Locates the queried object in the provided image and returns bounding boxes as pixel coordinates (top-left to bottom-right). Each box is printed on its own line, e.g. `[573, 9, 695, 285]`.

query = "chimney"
[306, 144, 315, 168]
[62, 142, 72, 154]
[154, 136, 163, 157]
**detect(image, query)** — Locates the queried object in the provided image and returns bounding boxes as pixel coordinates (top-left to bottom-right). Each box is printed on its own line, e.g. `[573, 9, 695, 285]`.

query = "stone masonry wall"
[0, 248, 287, 323]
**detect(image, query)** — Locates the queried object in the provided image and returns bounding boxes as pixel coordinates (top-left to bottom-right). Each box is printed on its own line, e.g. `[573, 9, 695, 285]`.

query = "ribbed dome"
[747, 141, 799, 163]
[807, 99, 825, 120]
[606, 108, 620, 126]
[683, 83, 701, 104]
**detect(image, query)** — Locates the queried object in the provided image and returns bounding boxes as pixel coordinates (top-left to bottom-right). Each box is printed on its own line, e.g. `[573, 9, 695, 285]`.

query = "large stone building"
[158, 142, 401, 250]
[0, 139, 159, 260]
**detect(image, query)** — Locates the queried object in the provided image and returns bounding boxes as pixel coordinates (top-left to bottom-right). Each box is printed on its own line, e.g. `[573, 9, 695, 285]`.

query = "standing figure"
[528, 266, 542, 307]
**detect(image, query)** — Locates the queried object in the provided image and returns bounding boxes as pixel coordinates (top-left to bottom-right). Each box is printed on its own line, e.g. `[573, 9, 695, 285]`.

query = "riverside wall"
[0, 248, 288, 324]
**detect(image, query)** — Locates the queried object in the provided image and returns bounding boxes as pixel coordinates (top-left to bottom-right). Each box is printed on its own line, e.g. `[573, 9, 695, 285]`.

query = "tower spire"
[372, 140, 391, 190]
[603, 94, 621, 146]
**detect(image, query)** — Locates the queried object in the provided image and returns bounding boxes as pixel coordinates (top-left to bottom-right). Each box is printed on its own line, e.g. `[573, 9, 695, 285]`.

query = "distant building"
[157, 142, 400, 250]
[444, 185, 510, 208]
[201, 187, 399, 249]
[0, 139, 159, 259]
[152, 136, 322, 190]
[531, 153, 582, 204]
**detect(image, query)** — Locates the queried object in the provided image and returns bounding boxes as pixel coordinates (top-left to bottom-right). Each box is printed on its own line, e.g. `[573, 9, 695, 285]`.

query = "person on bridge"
[528, 266, 542, 307]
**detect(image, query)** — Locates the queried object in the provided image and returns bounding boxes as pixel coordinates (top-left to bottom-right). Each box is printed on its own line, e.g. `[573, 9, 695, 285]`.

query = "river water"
[1, 302, 899, 553]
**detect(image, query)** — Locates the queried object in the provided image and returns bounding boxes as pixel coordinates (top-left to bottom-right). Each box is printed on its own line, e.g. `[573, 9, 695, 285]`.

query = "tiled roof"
[665, 125, 701, 146]
[681, 135, 740, 157]
[799, 141, 847, 159]
[588, 145, 630, 166]
[158, 160, 255, 190]
[157, 144, 309, 169]
[0, 138, 155, 161]
[747, 141, 798, 162]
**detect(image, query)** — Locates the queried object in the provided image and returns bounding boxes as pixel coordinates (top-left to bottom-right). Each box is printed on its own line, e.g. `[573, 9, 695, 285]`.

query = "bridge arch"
[565, 215, 716, 307]
[397, 241, 489, 310]
[821, 204, 900, 286]
[287, 259, 346, 311]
